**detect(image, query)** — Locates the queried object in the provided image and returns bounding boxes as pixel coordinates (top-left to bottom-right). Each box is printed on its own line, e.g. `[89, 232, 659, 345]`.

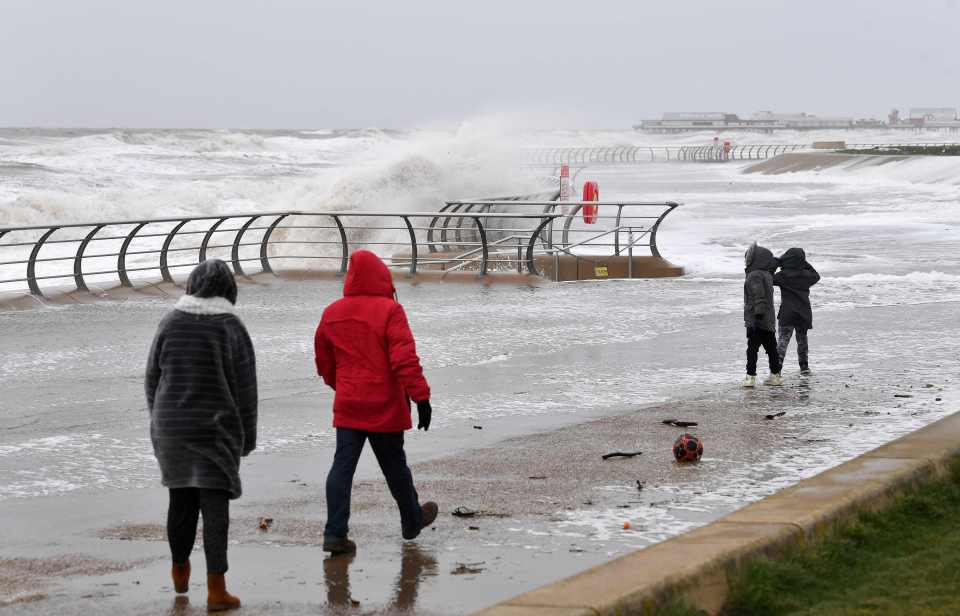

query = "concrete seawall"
[474, 410, 960, 616]
[744, 152, 909, 175]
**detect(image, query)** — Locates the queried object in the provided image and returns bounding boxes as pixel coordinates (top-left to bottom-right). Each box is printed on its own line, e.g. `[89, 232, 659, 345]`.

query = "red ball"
[673, 433, 703, 463]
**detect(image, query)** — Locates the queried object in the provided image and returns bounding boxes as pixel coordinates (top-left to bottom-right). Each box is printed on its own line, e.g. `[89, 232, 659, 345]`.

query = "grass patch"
[658, 597, 708, 616]
[839, 145, 960, 156]
[722, 458, 960, 615]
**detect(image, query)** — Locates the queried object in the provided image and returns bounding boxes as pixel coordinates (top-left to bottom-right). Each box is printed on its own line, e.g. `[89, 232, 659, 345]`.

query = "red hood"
[343, 250, 395, 298]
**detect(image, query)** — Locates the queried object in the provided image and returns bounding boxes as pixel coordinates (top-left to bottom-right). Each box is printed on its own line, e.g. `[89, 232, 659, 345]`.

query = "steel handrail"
[0, 211, 565, 296]
[0, 204, 683, 297]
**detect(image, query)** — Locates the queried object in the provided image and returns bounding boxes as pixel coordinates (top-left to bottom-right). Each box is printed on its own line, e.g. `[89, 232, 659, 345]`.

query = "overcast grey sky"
[2, 0, 958, 128]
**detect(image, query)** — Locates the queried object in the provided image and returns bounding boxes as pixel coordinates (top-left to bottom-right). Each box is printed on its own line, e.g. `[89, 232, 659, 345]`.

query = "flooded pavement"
[2, 161, 960, 613]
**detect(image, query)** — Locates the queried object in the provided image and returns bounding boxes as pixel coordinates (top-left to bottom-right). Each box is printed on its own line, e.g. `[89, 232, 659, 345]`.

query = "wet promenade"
[2, 162, 960, 613]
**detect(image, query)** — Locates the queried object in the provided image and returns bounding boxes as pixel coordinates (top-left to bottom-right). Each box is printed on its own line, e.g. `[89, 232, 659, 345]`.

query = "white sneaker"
[764, 373, 784, 386]
[742, 375, 757, 388]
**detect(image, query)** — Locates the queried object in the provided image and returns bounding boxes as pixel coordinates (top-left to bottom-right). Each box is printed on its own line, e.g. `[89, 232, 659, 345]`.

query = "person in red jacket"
[314, 250, 438, 554]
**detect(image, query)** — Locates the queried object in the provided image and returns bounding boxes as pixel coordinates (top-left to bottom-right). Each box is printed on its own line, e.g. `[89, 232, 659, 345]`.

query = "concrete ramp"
[745, 152, 909, 175]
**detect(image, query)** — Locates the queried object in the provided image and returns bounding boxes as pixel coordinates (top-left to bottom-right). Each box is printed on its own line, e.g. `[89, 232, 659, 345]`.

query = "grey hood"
[745, 243, 779, 274]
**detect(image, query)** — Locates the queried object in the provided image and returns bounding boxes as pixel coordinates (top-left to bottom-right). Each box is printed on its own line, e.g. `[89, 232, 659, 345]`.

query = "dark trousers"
[324, 428, 423, 540]
[167, 488, 230, 574]
[746, 327, 781, 376]
[777, 323, 809, 370]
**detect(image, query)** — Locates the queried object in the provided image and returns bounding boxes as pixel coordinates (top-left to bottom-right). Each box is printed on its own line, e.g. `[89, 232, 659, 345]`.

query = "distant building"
[750, 111, 853, 129]
[909, 108, 957, 122]
[638, 111, 853, 132]
[636, 108, 960, 133]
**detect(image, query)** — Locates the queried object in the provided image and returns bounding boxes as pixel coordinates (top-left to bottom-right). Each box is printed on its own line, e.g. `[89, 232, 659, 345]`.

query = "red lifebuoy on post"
[582, 181, 599, 224]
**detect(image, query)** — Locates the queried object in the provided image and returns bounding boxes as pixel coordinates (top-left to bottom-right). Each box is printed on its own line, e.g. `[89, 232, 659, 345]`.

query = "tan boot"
[207, 573, 241, 611]
[171, 560, 190, 593]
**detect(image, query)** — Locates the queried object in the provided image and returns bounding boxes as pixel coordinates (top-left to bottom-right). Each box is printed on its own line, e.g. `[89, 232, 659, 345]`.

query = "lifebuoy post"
[560, 164, 570, 201]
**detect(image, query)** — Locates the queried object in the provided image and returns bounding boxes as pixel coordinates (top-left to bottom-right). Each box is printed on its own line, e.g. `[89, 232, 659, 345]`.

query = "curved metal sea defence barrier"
[523, 144, 809, 165]
[0, 203, 681, 297]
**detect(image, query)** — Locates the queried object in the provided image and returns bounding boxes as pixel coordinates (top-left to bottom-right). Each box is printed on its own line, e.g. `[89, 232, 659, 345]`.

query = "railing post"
[402, 216, 417, 276]
[118, 222, 148, 288]
[441, 203, 465, 252]
[614, 204, 624, 254]
[259, 214, 289, 275]
[473, 216, 488, 277]
[649, 202, 679, 259]
[160, 220, 189, 283]
[628, 228, 634, 279]
[516, 237, 522, 273]
[27, 227, 58, 297]
[331, 214, 348, 275]
[72, 224, 106, 292]
[561, 204, 583, 246]
[526, 216, 555, 277]
[199, 217, 229, 263]
[231, 215, 262, 277]
[427, 204, 452, 253]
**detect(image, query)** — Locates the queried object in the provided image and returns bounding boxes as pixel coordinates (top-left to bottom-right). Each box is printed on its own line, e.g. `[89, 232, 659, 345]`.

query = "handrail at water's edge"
[0, 203, 681, 297]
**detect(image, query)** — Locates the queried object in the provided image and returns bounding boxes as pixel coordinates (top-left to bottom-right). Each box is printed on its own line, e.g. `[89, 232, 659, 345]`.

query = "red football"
[673, 433, 703, 463]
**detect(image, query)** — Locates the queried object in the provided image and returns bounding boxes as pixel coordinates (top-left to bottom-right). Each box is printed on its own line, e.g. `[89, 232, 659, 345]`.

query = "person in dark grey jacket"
[145, 259, 257, 611]
[774, 248, 820, 375]
[742, 243, 783, 387]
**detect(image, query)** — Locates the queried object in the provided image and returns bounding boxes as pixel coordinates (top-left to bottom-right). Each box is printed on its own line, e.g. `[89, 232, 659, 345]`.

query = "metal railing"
[434, 200, 679, 259]
[522, 144, 810, 164]
[0, 202, 681, 296]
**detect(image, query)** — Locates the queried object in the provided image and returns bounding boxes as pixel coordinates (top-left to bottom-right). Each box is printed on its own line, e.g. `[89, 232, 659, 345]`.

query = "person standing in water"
[742, 242, 783, 387]
[146, 259, 258, 611]
[774, 247, 820, 375]
[314, 250, 438, 555]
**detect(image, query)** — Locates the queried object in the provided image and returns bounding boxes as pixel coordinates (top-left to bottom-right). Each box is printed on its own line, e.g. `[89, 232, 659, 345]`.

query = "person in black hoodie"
[774, 248, 820, 375]
[742, 243, 783, 387]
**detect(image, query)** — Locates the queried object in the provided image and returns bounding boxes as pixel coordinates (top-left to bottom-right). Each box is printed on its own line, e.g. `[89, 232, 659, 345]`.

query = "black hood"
[185, 259, 238, 305]
[745, 243, 778, 273]
[779, 247, 807, 270]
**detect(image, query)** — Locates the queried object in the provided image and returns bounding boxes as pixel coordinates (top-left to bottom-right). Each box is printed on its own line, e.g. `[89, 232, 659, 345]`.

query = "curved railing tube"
[649, 202, 680, 258]
[199, 217, 229, 263]
[560, 204, 584, 246]
[525, 217, 557, 277]
[330, 215, 349, 275]
[118, 222, 148, 288]
[74, 224, 105, 292]
[259, 214, 289, 275]
[472, 217, 488, 277]
[427, 204, 454, 253]
[27, 227, 59, 296]
[231, 215, 261, 278]
[440, 203, 465, 253]
[160, 220, 190, 283]
[402, 216, 418, 276]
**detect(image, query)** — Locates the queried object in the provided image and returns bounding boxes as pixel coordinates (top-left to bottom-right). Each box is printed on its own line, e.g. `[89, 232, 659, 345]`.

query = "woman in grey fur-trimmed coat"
[145, 259, 257, 611]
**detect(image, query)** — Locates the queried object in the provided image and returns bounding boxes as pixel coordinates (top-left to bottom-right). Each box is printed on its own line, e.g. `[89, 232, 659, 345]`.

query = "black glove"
[416, 399, 432, 431]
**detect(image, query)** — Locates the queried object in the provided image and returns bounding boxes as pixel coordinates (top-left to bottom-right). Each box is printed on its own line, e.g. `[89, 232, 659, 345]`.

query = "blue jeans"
[324, 428, 423, 540]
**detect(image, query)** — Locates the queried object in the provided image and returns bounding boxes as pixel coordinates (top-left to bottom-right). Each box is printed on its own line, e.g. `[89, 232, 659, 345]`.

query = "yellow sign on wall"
[594, 265, 609, 277]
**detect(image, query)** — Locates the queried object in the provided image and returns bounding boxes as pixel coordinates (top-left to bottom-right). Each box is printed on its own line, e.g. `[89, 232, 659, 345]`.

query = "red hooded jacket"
[314, 250, 430, 432]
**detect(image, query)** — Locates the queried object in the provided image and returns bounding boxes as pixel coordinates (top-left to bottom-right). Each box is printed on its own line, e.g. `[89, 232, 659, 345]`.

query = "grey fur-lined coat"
[145, 295, 258, 499]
